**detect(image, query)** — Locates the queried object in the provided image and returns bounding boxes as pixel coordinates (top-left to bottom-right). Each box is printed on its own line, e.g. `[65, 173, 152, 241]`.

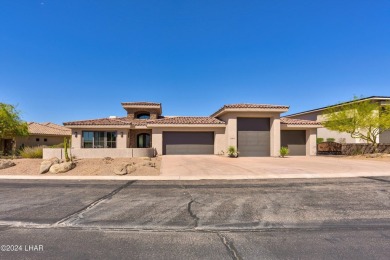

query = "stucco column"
[227, 117, 237, 149]
[270, 116, 281, 157]
[117, 130, 128, 148]
[152, 128, 163, 155]
[71, 130, 81, 149]
[306, 129, 317, 156]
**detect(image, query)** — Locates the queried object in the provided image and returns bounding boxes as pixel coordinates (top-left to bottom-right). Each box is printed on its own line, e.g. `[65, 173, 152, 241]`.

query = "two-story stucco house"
[62, 102, 321, 158]
[286, 96, 390, 144]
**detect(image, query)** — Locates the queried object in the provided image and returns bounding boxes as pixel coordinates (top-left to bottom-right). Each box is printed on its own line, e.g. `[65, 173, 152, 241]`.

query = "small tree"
[0, 103, 28, 153]
[323, 97, 390, 145]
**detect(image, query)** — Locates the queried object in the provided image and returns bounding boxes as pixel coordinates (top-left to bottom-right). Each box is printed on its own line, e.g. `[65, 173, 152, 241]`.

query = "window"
[44, 138, 47, 142]
[137, 133, 151, 148]
[136, 113, 150, 119]
[83, 132, 93, 148]
[36, 138, 40, 142]
[107, 132, 117, 148]
[94, 132, 105, 148]
[82, 131, 117, 148]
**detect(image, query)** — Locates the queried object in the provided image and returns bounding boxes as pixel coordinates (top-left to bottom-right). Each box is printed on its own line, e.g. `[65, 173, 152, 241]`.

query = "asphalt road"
[0, 177, 389, 259]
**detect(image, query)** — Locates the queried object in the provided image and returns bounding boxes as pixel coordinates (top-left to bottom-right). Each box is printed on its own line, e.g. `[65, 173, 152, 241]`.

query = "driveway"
[160, 155, 390, 179]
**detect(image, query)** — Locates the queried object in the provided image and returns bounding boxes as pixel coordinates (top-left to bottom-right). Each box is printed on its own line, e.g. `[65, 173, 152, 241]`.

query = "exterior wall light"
[121, 132, 123, 137]
[75, 132, 78, 138]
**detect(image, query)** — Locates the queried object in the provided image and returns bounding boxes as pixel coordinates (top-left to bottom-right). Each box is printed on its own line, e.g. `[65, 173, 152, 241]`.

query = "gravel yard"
[0, 157, 161, 176]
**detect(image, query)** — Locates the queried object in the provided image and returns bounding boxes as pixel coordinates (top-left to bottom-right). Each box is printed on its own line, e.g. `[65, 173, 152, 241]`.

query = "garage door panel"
[380, 130, 390, 143]
[281, 130, 306, 156]
[287, 145, 306, 156]
[165, 144, 214, 155]
[163, 132, 214, 155]
[238, 131, 270, 157]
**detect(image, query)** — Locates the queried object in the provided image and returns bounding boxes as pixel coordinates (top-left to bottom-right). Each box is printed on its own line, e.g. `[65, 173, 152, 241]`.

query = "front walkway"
[160, 155, 390, 179]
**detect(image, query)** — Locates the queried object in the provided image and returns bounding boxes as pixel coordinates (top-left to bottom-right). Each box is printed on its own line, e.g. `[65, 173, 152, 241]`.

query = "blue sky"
[1, 1, 389, 124]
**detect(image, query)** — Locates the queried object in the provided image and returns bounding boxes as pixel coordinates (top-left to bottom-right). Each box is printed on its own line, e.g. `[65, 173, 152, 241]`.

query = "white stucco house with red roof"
[58, 102, 321, 158]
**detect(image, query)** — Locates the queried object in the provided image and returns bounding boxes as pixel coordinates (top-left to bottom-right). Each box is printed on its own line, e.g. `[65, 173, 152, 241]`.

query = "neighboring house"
[62, 102, 321, 157]
[0, 122, 71, 155]
[285, 96, 390, 144]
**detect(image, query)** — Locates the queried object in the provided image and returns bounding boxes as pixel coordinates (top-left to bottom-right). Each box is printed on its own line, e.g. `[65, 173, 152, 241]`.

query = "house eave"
[147, 124, 226, 128]
[212, 108, 289, 118]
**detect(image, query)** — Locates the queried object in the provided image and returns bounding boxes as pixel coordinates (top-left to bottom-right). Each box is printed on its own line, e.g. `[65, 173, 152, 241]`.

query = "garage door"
[238, 118, 270, 157]
[281, 130, 306, 156]
[163, 132, 214, 155]
[380, 130, 390, 143]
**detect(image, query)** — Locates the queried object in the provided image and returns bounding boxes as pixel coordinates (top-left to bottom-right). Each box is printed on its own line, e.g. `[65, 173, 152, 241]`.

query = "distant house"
[0, 122, 71, 155]
[286, 96, 390, 144]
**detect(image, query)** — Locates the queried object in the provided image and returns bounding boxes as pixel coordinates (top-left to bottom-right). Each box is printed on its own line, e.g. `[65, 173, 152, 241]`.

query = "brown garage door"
[163, 132, 214, 155]
[380, 130, 390, 143]
[238, 118, 270, 157]
[281, 130, 306, 155]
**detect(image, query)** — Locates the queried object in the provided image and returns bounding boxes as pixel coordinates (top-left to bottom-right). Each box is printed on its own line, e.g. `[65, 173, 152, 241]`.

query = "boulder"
[114, 163, 130, 175]
[126, 165, 137, 174]
[39, 157, 60, 174]
[0, 160, 16, 170]
[49, 162, 76, 174]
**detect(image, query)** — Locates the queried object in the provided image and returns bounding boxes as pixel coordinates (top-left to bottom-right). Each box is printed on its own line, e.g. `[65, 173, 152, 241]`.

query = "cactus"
[64, 137, 70, 162]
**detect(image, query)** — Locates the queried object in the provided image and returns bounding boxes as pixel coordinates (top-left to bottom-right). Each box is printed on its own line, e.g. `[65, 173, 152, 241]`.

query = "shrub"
[316, 138, 324, 144]
[280, 146, 289, 158]
[20, 146, 43, 158]
[326, 138, 335, 142]
[227, 146, 239, 157]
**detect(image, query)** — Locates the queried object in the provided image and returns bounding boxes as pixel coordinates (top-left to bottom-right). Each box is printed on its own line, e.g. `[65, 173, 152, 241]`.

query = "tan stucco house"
[286, 96, 390, 144]
[61, 102, 320, 158]
[1, 122, 71, 155]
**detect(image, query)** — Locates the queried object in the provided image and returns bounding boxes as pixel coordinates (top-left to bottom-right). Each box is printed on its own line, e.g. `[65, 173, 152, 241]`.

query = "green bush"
[326, 138, 335, 142]
[316, 138, 324, 144]
[20, 146, 43, 158]
[280, 146, 289, 158]
[227, 146, 239, 157]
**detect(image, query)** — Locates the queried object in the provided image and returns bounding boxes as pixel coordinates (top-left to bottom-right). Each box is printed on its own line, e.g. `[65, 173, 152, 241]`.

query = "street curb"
[0, 172, 389, 181]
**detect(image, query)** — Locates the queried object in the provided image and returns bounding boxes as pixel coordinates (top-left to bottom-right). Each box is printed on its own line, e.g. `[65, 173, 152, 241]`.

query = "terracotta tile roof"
[121, 102, 161, 106]
[63, 117, 131, 126]
[28, 122, 71, 136]
[280, 117, 322, 125]
[64, 116, 225, 126]
[212, 103, 289, 117]
[223, 103, 289, 109]
[148, 116, 225, 125]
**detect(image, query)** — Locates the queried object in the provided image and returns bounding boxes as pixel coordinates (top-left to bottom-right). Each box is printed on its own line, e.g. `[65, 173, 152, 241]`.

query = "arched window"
[137, 133, 151, 148]
[136, 112, 150, 119]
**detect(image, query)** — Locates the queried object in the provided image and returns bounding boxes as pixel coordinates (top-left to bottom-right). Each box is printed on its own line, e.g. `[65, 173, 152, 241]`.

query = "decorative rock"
[39, 157, 60, 174]
[114, 163, 130, 175]
[49, 162, 76, 174]
[126, 165, 137, 174]
[0, 160, 16, 170]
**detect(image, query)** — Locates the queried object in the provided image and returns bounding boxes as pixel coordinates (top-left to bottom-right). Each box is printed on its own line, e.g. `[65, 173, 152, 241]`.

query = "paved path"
[0, 177, 390, 259]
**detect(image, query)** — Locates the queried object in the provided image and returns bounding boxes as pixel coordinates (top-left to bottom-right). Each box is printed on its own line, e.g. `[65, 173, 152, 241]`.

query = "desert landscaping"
[0, 157, 161, 176]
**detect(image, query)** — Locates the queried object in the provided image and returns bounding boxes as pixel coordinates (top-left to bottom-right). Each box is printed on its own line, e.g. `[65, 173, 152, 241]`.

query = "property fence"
[43, 148, 156, 160]
[317, 142, 390, 155]
[341, 144, 390, 155]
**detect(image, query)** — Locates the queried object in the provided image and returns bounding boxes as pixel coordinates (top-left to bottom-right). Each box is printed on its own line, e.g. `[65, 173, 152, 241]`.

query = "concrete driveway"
[160, 155, 390, 179]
